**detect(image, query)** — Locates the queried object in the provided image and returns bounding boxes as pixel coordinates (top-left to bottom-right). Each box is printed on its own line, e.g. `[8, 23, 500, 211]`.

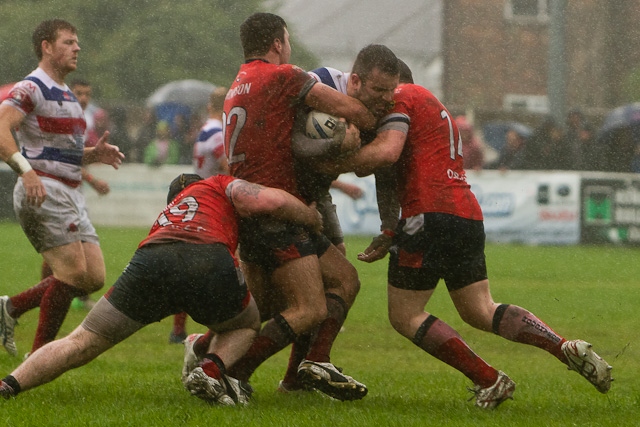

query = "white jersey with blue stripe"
[308, 67, 349, 95]
[2, 68, 86, 182]
[193, 118, 225, 178]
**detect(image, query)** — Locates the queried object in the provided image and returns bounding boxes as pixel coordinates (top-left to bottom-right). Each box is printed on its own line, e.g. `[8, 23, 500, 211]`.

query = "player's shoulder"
[17, 68, 76, 104]
[201, 118, 223, 132]
[308, 67, 348, 92]
[277, 63, 307, 75]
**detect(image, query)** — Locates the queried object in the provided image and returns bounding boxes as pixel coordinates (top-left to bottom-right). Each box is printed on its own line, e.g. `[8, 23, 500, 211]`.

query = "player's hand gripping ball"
[306, 110, 340, 139]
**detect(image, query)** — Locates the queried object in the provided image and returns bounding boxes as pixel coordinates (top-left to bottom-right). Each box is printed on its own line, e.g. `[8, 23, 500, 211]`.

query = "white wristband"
[7, 152, 33, 175]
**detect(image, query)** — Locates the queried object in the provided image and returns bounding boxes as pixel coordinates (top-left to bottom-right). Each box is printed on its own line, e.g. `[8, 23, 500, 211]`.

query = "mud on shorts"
[388, 212, 488, 292]
[13, 176, 99, 253]
[82, 242, 249, 343]
[238, 217, 331, 272]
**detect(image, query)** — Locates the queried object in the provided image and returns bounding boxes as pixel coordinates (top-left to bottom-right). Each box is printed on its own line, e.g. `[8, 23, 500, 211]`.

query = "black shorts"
[105, 242, 249, 325]
[238, 218, 331, 271]
[388, 213, 488, 292]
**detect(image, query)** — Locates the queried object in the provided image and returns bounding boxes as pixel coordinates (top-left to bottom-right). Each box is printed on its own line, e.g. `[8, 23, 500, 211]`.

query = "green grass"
[0, 222, 638, 426]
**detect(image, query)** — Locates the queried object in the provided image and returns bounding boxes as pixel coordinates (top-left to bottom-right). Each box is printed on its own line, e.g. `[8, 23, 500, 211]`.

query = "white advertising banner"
[466, 170, 581, 245]
[83, 166, 581, 246]
[83, 164, 189, 227]
[329, 173, 381, 235]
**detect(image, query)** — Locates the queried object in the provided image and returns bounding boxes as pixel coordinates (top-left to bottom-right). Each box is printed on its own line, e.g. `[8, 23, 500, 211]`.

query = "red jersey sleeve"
[381, 84, 483, 220]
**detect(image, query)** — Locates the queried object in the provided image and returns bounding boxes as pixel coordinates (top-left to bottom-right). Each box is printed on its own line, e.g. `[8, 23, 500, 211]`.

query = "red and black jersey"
[379, 84, 483, 220]
[223, 59, 316, 199]
[140, 175, 239, 255]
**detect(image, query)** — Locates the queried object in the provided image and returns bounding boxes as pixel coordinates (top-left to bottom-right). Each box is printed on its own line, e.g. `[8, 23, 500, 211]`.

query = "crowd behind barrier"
[0, 165, 633, 246]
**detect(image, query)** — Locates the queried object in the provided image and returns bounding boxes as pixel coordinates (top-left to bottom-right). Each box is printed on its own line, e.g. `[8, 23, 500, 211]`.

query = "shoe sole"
[298, 366, 368, 401]
[185, 369, 235, 406]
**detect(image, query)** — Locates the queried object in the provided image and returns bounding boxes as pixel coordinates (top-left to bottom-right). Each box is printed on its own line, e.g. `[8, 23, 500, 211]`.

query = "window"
[505, 0, 549, 22]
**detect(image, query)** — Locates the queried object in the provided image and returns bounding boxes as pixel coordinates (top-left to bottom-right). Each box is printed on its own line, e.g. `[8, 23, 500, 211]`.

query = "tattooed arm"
[226, 179, 322, 234]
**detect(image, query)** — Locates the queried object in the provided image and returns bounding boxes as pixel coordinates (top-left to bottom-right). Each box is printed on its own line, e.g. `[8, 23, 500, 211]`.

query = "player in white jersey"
[274, 45, 399, 396]
[192, 87, 229, 179]
[0, 19, 123, 358]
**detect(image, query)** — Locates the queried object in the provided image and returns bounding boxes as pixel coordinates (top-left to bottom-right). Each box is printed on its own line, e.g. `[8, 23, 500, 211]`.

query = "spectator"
[109, 106, 133, 161]
[490, 128, 528, 171]
[144, 121, 180, 166]
[134, 108, 157, 163]
[602, 126, 635, 172]
[85, 109, 110, 148]
[69, 78, 101, 136]
[523, 116, 571, 170]
[455, 116, 484, 170]
[565, 108, 598, 171]
[172, 113, 192, 165]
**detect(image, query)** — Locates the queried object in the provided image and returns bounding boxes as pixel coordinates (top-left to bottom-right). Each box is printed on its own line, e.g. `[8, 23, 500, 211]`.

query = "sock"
[492, 304, 566, 362]
[172, 312, 188, 335]
[282, 333, 312, 384]
[201, 353, 226, 380]
[2, 375, 21, 395]
[193, 331, 215, 357]
[8, 275, 61, 318]
[413, 315, 498, 388]
[40, 262, 53, 281]
[227, 313, 297, 382]
[31, 279, 86, 353]
[305, 293, 348, 363]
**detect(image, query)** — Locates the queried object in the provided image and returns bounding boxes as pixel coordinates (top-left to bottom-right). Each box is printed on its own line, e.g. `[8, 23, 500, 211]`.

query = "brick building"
[442, 0, 640, 120]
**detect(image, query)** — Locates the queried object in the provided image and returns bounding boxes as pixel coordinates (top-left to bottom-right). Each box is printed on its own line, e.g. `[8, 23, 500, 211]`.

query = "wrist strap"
[381, 229, 395, 238]
[7, 152, 33, 175]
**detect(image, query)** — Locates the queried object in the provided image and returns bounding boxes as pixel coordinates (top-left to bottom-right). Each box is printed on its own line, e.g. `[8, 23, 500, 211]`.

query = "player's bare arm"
[305, 83, 377, 131]
[82, 131, 124, 169]
[316, 128, 407, 177]
[0, 104, 46, 207]
[228, 180, 323, 234]
[358, 169, 399, 263]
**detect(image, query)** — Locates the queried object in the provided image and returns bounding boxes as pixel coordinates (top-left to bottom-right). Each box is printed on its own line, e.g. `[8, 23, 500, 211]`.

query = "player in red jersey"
[321, 61, 613, 408]
[212, 13, 377, 400]
[0, 174, 322, 406]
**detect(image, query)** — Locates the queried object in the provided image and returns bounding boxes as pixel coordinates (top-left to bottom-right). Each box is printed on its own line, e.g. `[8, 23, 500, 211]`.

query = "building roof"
[270, 0, 443, 96]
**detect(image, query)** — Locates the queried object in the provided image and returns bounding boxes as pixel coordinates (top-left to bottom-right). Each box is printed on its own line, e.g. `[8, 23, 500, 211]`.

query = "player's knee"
[331, 267, 360, 305]
[303, 303, 327, 330]
[457, 307, 492, 331]
[388, 315, 410, 337]
[387, 309, 407, 335]
[67, 270, 104, 293]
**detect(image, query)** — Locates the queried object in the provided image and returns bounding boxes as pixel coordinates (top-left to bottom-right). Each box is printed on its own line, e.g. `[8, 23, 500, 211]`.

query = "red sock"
[227, 314, 296, 382]
[283, 333, 311, 384]
[305, 294, 347, 363]
[9, 275, 60, 318]
[493, 304, 566, 362]
[414, 315, 498, 388]
[172, 312, 188, 335]
[193, 331, 214, 357]
[201, 355, 223, 380]
[31, 279, 86, 352]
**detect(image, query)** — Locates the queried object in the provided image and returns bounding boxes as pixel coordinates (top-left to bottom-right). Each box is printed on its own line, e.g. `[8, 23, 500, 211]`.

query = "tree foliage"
[0, 0, 318, 103]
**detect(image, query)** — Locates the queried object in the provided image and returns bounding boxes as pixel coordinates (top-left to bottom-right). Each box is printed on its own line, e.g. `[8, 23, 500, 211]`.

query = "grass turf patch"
[0, 225, 637, 426]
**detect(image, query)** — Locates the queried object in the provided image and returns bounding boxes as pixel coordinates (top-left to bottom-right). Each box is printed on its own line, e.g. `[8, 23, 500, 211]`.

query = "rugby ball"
[306, 110, 339, 139]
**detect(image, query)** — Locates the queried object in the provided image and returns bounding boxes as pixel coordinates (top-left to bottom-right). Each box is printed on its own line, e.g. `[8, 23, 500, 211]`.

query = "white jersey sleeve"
[308, 67, 349, 95]
[192, 118, 226, 178]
